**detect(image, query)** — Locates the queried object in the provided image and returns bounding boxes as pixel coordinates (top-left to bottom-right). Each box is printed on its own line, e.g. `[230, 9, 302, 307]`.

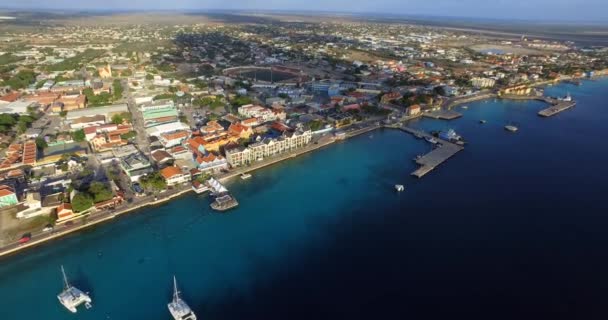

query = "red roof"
[0, 92, 21, 102]
[160, 166, 183, 179]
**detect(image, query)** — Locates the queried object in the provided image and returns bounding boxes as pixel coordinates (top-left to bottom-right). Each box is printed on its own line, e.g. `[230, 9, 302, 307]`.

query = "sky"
[2, 0, 608, 22]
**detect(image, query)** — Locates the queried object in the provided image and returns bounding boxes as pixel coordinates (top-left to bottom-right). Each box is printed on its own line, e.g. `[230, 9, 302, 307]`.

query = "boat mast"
[61, 265, 70, 289]
[173, 276, 180, 302]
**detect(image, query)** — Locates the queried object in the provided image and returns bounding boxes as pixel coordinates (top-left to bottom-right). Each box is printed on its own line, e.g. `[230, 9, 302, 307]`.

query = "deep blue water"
[1, 79, 608, 319]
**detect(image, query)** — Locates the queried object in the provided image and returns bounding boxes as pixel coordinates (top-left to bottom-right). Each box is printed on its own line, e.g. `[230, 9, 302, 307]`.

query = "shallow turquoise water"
[1, 78, 608, 319]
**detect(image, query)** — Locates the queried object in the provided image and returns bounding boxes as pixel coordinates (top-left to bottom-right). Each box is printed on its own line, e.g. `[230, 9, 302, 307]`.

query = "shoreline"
[3, 76, 603, 259]
[0, 123, 380, 260]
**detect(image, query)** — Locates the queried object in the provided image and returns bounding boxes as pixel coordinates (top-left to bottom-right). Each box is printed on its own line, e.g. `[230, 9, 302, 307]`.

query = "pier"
[538, 99, 576, 117]
[498, 94, 577, 117]
[423, 109, 463, 120]
[392, 126, 464, 178]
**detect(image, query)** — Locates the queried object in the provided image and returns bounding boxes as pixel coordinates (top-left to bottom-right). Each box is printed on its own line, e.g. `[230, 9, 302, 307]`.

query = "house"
[151, 149, 174, 165]
[381, 92, 403, 104]
[0, 185, 18, 208]
[195, 152, 228, 173]
[228, 123, 253, 140]
[159, 130, 190, 148]
[56, 203, 76, 222]
[160, 166, 191, 186]
[407, 104, 421, 116]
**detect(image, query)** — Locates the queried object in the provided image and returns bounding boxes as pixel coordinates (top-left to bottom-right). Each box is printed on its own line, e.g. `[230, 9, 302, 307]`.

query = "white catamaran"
[168, 276, 197, 320]
[57, 265, 92, 313]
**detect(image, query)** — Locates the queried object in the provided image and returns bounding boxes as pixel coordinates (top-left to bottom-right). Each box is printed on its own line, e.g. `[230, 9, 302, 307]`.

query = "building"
[146, 122, 190, 137]
[56, 203, 76, 222]
[407, 104, 421, 116]
[228, 123, 254, 140]
[471, 77, 496, 88]
[65, 104, 128, 121]
[0, 185, 18, 208]
[159, 130, 191, 148]
[226, 130, 312, 167]
[160, 166, 191, 186]
[195, 153, 228, 173]
[381, 92, 403, 104]
[119, 150, 152, 182]
[139, 100, 178, 128]
[0, 100, 37, 114]
[238, 104, 281, 122]
[501, 85, 532, 96]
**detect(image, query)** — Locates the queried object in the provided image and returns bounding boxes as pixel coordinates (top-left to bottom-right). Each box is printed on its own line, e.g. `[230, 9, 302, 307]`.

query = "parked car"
[131, 183, 144, 194]
[18, 233, 32, 244]
[42, 224, 54, 232]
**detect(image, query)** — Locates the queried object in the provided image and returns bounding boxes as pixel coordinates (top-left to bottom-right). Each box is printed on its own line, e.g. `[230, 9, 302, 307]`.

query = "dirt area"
[469, 43, 548, 55]
[0, 208, 52, 246]
[344, 49, 391, 63]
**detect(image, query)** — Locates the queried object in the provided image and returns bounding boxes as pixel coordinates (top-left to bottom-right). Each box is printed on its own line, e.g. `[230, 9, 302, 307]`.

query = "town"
[0, 11, 607, 253]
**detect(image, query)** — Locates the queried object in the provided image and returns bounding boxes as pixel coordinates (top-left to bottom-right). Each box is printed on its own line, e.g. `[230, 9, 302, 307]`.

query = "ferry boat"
[504, 125, 518, 132]
[394, 185, 405, 192]
[240, 173, 252, 180]
[439, 129, 462, 142]
[210, 193, 239, 212]
[57, 266, 92, 313]
[168, 276, 197, 320]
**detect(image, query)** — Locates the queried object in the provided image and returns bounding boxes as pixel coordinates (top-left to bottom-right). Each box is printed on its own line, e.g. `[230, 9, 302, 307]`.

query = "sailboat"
[57, 265, 92, 313]
[168, 276, 197, 320]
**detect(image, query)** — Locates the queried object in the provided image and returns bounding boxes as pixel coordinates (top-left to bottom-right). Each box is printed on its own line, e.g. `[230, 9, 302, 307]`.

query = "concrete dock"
[538, 100, 576, 117]
[423, 109, 463, 120]
[397, 126, 464, 178]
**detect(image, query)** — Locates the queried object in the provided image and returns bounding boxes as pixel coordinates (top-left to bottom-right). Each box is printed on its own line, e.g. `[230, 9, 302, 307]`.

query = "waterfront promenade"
[0, 122, 381, 259]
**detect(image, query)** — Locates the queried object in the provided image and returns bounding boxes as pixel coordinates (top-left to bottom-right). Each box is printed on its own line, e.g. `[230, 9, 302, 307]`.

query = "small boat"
[479, 120, 487, 124]
[168, 276, 197, 320]
[240, 173, 252, 180]
[461, 105, 469, 109]
[439, 129, 462, 142]
[557, 93, 572, 102]
[395, 185, 405, 192]
[505, 125, 518, 132]
[57, 266, 92, 313]
[424, 136, 438, 144]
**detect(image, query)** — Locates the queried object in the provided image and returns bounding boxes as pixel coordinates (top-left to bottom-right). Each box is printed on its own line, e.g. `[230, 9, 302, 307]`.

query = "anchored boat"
[395, 184, 405, 192]
[505, 125, 518, 132]
[57, 265, 92, 313]
[168, 276, 197, 320]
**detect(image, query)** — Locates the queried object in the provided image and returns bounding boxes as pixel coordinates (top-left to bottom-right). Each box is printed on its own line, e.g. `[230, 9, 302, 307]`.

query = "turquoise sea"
[1, 79, 608, 319]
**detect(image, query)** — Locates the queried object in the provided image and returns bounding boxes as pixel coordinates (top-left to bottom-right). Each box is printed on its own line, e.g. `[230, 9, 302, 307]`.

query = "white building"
[471, 77, 496, 88]
[226, 130, 312, 167]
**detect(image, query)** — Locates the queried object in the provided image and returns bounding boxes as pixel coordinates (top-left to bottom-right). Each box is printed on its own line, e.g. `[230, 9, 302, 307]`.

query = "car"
[42, 224, 54, 232]
[18, 233, 32, 244]
[131, 183, 144, 194]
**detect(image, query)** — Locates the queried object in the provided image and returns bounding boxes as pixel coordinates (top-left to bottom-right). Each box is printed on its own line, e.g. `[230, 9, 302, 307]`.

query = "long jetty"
[388, 125, 464, 178]
[499, 94, 576, 117]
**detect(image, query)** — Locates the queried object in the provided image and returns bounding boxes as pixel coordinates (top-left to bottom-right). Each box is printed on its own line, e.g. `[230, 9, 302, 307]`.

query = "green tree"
[88, 182, 113, 203]
[112, 80, 124, 100]
[35, 137, 48, 149]
[111, 114, 124, 125]
[73, 129, 86, 142]
[140, 172, 167, 192]
[71, 192, 93, 212]
[145, 74, 154, 80]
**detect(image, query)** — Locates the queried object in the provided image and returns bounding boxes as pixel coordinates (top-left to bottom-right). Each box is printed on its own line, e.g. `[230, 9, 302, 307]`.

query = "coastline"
[2, 75, 603, 259]
[0, 123, 380, 259]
